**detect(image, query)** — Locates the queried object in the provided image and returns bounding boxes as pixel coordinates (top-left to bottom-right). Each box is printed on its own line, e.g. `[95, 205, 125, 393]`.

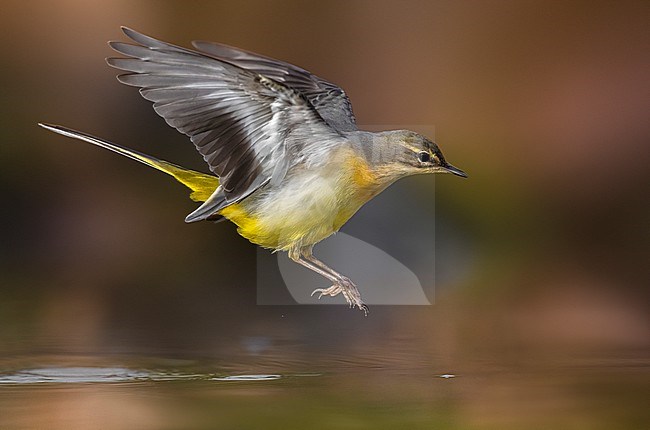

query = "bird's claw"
[311, 285, 342, 299]
[310, 278, 368, 315]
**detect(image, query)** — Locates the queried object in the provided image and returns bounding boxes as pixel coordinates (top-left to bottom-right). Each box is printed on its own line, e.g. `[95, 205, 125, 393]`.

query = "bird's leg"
[288, 248, 345, 297]
[289, 246, 368, 314]
[302, 253, 354, 302]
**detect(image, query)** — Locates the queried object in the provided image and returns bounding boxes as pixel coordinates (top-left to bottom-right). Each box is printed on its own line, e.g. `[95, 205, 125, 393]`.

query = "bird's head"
[370, 130, 467, 180]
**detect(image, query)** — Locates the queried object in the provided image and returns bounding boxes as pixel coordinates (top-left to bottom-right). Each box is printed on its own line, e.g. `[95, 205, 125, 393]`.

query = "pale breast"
[221, 149, 382, 251]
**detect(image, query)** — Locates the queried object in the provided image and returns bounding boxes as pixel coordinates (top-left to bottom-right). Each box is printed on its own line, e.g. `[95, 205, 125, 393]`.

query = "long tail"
[38, 123, 219, 203]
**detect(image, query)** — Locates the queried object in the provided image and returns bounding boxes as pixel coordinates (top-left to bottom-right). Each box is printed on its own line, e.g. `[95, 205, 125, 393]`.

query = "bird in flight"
[40, 27, 466, 314]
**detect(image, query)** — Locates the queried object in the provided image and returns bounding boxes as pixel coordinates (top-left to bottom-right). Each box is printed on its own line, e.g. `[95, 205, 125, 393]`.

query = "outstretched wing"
[107, 27, 339, 204]
[192, 40, 357, 132]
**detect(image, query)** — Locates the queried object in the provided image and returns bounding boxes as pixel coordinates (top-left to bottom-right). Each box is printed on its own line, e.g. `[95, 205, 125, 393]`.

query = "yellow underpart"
[214, 153, 382, 251]
[129, 152, 220, 202]
[220, 201, 305, 250]
[218, 203, 266, 243]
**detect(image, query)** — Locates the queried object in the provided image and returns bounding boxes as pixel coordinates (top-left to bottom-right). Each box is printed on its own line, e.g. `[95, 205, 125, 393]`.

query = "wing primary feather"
[107, 27, 342, 208]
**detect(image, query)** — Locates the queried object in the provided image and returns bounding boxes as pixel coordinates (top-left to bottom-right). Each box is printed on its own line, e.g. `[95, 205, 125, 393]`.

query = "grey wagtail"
[40, 27, 466, 314]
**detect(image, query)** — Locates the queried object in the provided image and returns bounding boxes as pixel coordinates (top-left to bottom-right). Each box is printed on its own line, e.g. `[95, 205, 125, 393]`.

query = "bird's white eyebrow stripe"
[404, 144, 424, 153]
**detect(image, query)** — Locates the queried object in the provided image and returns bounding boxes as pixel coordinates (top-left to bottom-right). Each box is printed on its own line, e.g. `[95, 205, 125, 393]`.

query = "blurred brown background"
[0, 1, 648, 429]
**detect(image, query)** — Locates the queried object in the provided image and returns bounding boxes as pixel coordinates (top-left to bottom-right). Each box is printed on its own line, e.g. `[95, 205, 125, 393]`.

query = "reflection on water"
[0, 282, 647, 429]
[0, 367, 151, 384]
[211, 374, 282, 381]
[0, 366, 324, 384]
[0, 351, 647, 430]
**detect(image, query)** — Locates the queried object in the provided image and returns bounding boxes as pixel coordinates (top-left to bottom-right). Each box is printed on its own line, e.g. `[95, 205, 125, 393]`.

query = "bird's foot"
[311, 277, 368, 315]
[311, 284, 343, 299]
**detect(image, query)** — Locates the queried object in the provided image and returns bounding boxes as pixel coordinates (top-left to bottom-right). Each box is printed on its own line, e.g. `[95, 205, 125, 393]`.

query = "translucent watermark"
[256, 125, 437, 306]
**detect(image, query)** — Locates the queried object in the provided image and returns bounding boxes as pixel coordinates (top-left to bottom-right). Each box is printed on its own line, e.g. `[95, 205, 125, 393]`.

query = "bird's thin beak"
[443, 162, 468, 178]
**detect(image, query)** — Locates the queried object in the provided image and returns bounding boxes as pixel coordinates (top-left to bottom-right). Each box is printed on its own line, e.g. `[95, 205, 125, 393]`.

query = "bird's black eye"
[417, 151, 430, 163]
